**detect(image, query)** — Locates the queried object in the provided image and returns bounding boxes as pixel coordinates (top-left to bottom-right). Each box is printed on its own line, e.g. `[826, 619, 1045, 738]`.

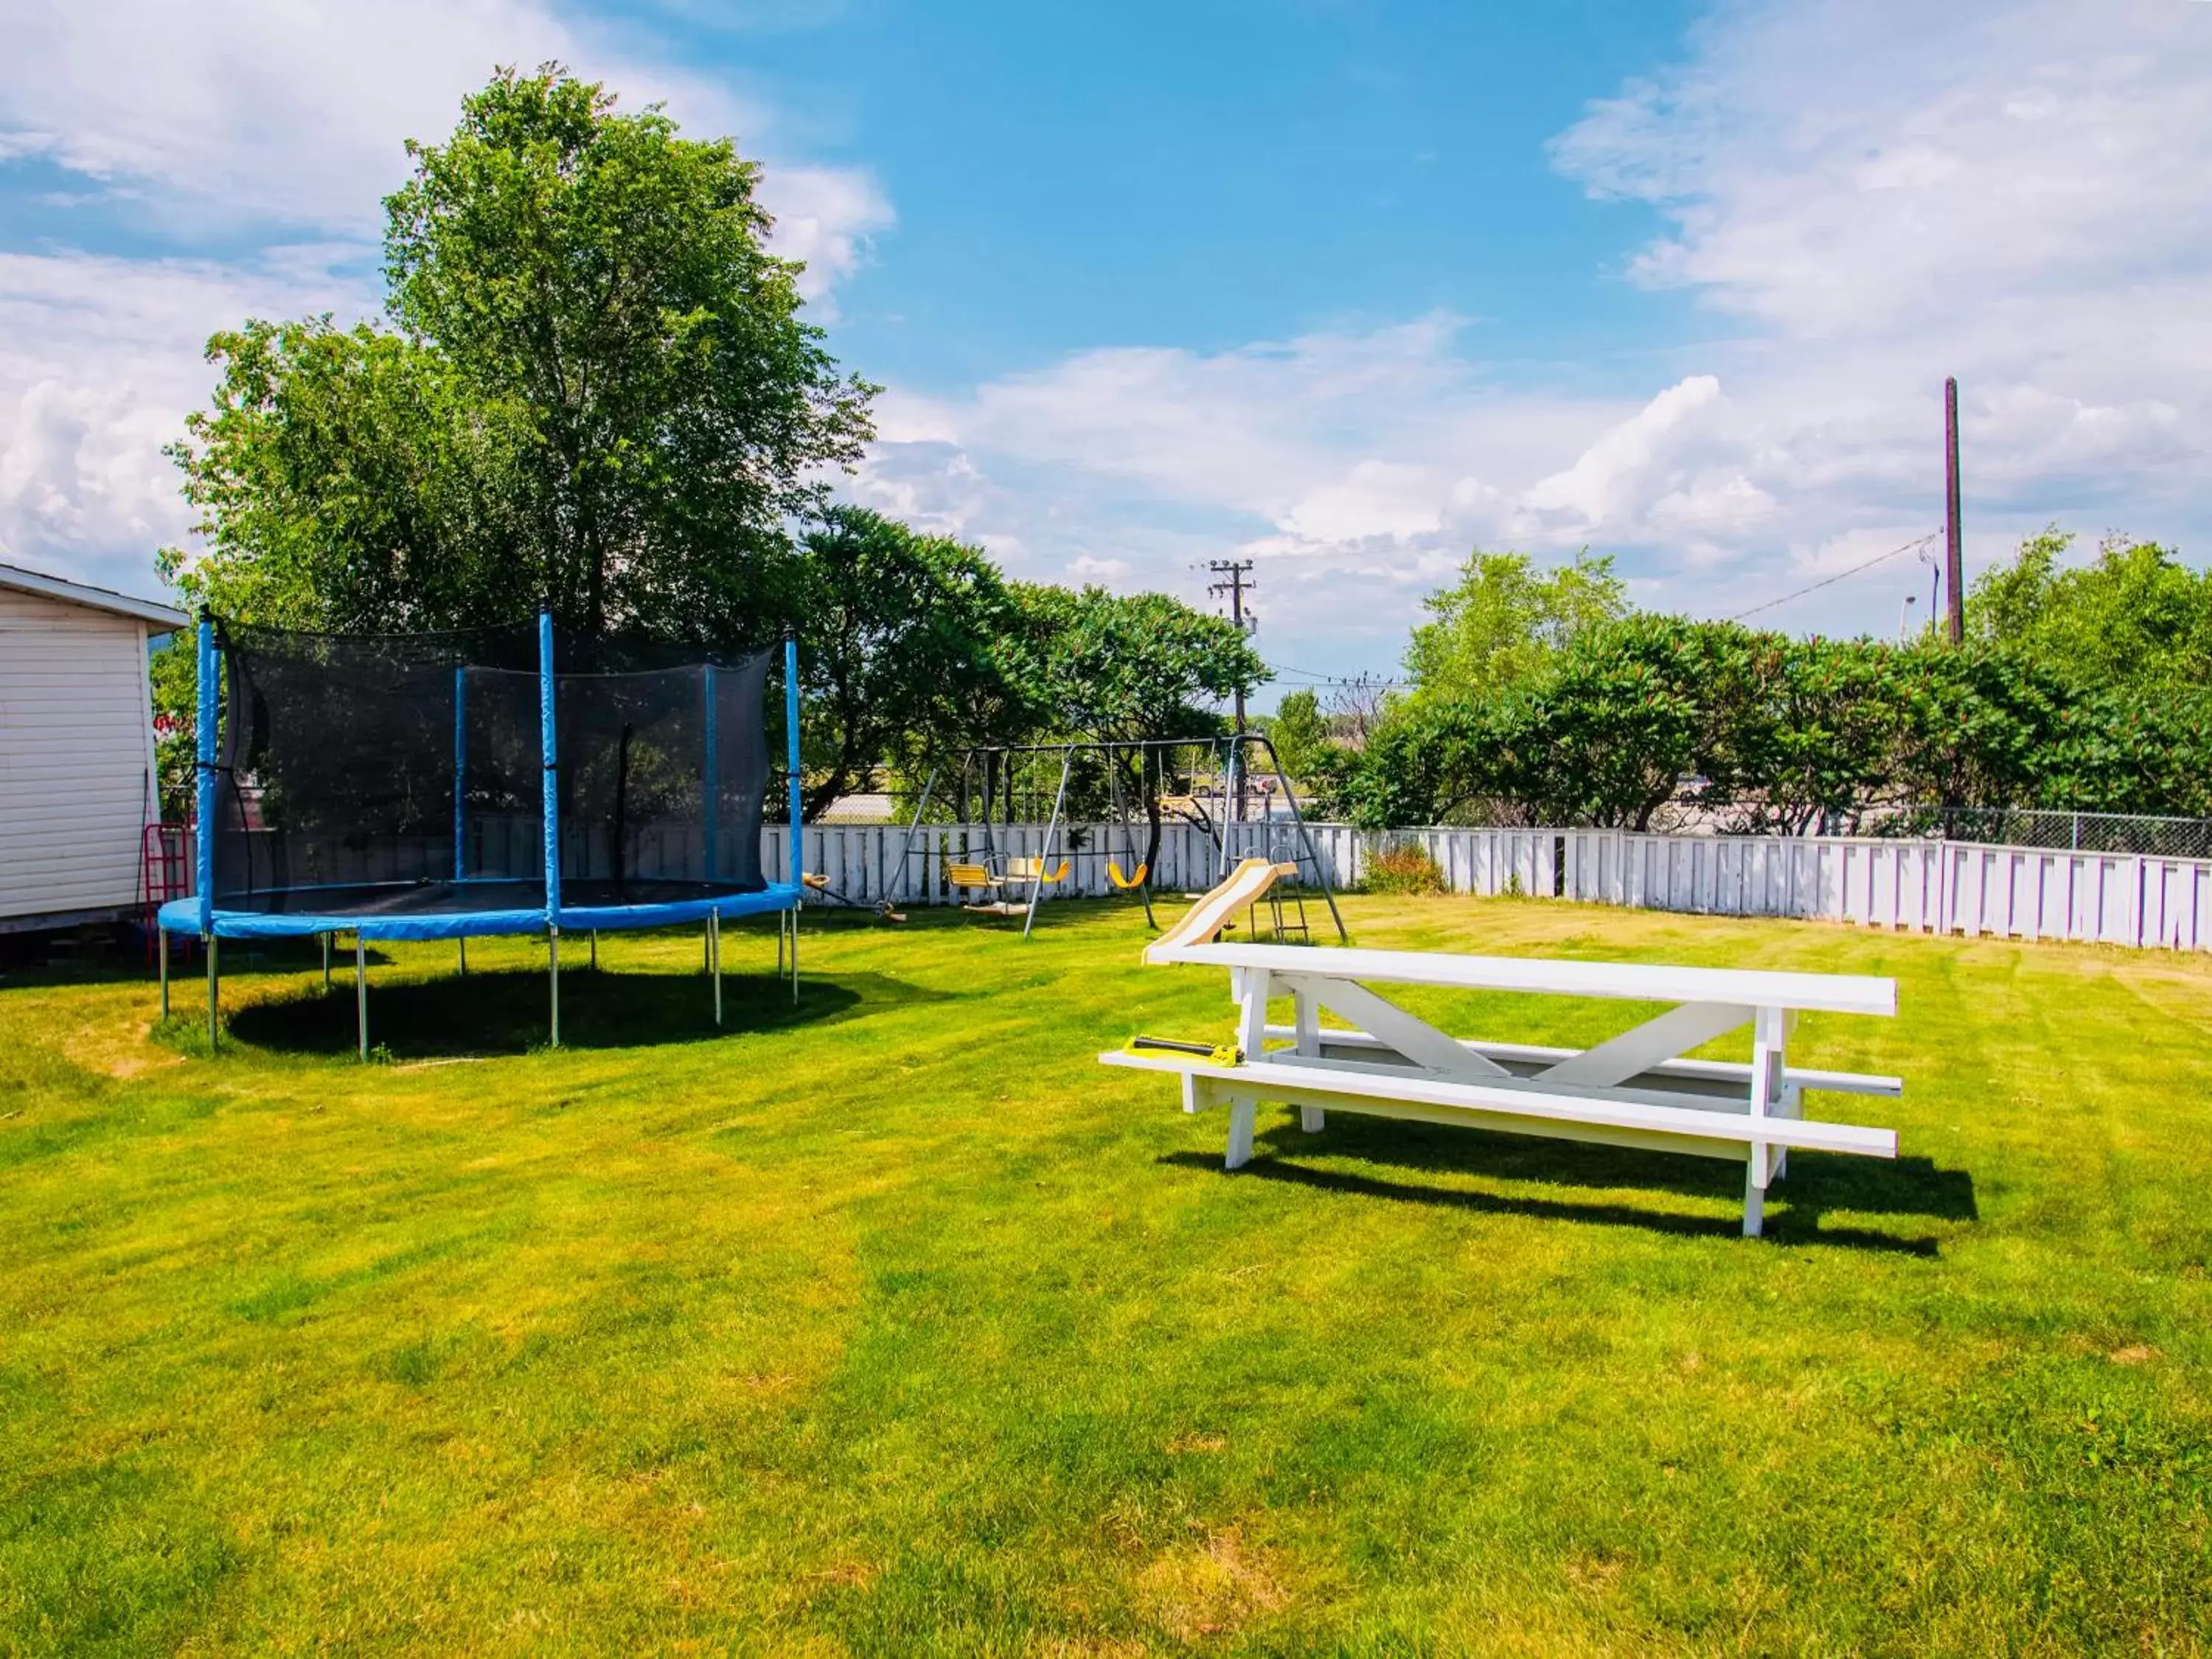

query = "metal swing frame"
[890, 733, 1342, 943]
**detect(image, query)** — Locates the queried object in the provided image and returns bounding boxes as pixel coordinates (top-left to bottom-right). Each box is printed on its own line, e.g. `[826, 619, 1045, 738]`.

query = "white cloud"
[0, 248, 375, 591]
[865, 0, 2212, 670]
[1520, 375, 1725, 527]
[0, 0, 888, 589]
[765, 164, 894, 310]
[0, 0, 885, 283]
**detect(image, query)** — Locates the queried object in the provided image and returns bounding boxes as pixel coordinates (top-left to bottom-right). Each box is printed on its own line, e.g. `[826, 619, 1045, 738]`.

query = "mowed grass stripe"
[0, 894, 2208, 1653]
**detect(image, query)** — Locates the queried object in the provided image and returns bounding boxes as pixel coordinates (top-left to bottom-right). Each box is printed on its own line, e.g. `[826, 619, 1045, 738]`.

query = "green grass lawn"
[3, 896, 2209, 1655]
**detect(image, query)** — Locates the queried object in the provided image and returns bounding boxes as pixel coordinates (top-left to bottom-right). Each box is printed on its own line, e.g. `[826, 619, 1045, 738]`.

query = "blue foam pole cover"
[195, 616, 216, 933]
[540, 611, 560, 924]
[785, 635, 802, 891]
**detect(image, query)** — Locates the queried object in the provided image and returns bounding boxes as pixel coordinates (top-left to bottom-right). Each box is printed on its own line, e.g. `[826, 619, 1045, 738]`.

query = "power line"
[1268, 661, 1410, 688]
[1728, 532, 1941, 622]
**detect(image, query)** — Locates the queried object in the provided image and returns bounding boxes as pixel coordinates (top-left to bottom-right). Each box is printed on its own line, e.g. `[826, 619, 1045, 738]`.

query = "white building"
[0, 563, 190, 933]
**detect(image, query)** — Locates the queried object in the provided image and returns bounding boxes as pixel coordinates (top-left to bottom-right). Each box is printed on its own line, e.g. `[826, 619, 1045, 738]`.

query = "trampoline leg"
[549, 927, 561, 1048]
[710, 911, 722, 1026]
[790, 908, 799, 1005]
[159, 925, 170, 1022]
[322, 932, 331, 992]
[356, 935, 368, 1062]
[206, 933, 219, 1051]
[590, 930, 598, 971]
[458, 937, 467, 976]
[776, 911, 786, 978]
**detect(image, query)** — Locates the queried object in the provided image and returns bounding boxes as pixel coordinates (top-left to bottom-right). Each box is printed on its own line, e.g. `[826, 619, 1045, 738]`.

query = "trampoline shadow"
[1158, 1111, 1973, 1256]
[223, 967, 936, 1058]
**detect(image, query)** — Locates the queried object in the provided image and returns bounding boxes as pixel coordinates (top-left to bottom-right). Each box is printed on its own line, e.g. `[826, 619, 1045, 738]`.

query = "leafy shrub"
[1363, 841, 1447, 895]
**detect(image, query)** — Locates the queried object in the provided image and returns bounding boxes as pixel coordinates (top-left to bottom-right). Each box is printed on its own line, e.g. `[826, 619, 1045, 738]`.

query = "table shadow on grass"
[220, 967, 943, 1057]
[1161, 1112, 1972, 1255]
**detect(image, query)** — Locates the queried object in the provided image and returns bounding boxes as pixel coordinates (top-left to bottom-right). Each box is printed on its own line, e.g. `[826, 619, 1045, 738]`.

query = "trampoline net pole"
[539, 608, 560, 1027]
[785, 629, 801, 1007]
[159, 925, 170, 1021]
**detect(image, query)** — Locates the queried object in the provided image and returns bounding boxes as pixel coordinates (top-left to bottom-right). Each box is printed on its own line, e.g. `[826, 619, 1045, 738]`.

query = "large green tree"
[1403, 548, 1628, 702]
[166, 65, 873, 641]
[1014, 585, 1268, 871]
[160, 319, 532, 630]
[1968, 529, 2212, 692]
[794, 507, 1031, 821]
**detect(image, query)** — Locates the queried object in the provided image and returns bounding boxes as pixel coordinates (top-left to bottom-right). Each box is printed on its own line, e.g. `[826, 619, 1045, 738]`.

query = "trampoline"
[158, 611, 806, 1054]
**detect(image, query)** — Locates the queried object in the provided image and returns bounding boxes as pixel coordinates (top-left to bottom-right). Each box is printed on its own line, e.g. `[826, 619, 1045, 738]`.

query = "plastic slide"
[1144, 858, 1300, 964]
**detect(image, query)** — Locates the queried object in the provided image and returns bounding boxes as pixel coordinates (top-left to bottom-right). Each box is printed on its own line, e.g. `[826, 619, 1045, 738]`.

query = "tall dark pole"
[1208, 558, 1256, 822]
[1944, 377, 1964, 644]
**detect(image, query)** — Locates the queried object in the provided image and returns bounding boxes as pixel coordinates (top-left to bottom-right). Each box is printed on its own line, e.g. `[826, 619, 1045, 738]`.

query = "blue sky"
[703, 1, 1703, 380]
[2, 0, 2208, 703]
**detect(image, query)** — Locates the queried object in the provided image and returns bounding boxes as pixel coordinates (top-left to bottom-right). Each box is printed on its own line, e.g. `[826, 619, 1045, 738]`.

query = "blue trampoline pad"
[159, 880, 800, 942]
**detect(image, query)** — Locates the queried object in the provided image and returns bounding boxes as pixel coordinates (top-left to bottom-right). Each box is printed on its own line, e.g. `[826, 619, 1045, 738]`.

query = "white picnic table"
[1100, 940, 1901, 1237]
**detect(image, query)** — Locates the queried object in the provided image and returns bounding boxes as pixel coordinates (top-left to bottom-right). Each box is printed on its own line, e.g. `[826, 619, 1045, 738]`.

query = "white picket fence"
[220, 814, 2212, 953]
[778, 819, 2212, 954]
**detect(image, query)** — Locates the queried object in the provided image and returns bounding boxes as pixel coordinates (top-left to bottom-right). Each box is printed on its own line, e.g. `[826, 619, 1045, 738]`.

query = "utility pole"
[1208, 558, 1256, 822]
[1944, 376, 1964, 644]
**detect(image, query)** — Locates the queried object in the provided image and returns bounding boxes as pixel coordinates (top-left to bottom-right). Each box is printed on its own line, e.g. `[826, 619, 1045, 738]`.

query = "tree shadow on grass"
[223, 967, 943, 1058]
[1161, 1111, 1973, 1256]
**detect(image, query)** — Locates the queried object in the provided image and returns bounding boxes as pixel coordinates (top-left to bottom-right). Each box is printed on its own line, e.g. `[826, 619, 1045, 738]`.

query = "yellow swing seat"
[945, 861, 998, 889]
[1107, 860, 1150, 890]
[1001, 856, 1070, 886]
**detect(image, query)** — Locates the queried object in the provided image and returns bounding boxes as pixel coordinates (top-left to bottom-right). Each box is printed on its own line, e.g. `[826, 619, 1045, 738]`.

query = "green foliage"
[161, 318, 532, 630]
[1403, 547, 1627, 702]
[1015, 585, 1266, 743]
[1263, 689, 1328, 784]
[1969, 530, 2212, 691]
[795, 507, 1029, 820]
[1008, 585, 1267, 864]
[1340, 616, 1756, 830]
[1338, 612, 2212, 831]
[148, 633, 199, 821]
[167, 64, 872, 641]
[1486, 616, 1759, 830]
[1359, 840, 1446, 894]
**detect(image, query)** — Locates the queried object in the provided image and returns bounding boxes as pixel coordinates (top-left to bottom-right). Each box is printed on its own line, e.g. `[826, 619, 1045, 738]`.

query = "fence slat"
[742, 819, 2211, 954]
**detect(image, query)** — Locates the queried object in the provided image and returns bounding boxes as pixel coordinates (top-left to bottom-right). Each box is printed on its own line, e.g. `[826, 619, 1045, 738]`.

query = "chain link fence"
[1858, 807, 2212, 860]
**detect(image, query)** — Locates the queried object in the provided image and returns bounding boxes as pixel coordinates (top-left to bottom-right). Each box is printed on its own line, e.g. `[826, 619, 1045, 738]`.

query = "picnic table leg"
[1233, 967, 1270, 1059]
[1225, 1092, 1256, 1170]
[1743, 1004, 1785, 1237]
[1293, 987, 1324, 1131]
[1773, 1010, 1801, 1180]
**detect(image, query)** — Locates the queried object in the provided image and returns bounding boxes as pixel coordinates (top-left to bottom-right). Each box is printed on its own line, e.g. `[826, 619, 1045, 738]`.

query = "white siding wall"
[0, 588, 159, 921]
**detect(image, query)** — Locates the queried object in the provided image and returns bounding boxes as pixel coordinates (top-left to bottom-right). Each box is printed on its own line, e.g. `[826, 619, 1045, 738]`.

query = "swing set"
[889, 734, 1346, 942]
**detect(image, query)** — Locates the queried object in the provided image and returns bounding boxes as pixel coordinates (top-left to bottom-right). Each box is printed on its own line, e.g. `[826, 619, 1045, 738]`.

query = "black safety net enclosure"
[553, 640, 773, 903]
[206, 618, 776, 925]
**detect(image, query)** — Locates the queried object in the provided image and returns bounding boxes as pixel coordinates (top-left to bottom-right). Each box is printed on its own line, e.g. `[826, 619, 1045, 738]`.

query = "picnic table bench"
[1101, 938, 1901, 1237]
